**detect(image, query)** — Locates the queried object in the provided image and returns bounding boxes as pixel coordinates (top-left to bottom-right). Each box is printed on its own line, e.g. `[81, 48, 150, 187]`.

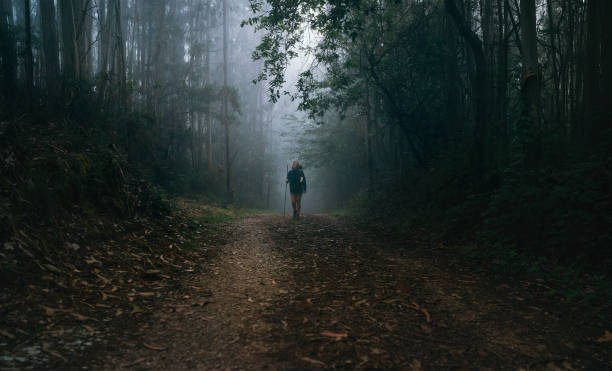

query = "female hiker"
[286, 161, 307, 219]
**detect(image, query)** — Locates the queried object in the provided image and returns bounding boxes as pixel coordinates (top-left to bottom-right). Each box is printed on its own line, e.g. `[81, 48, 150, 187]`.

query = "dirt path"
[108, 214, 610, 370]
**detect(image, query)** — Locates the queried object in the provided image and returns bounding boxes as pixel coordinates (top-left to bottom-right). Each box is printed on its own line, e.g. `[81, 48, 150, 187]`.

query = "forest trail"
[107, 214, 609, 370]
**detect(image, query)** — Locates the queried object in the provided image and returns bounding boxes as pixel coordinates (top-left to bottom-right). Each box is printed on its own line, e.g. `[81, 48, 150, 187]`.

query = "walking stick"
[283, 163, 288, 216]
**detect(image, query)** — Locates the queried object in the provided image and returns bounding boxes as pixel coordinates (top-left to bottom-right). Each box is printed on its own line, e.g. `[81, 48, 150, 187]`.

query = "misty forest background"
[0, 0, 610, 274]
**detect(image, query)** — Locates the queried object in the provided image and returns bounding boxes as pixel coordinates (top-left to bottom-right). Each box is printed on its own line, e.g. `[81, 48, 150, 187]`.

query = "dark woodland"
[0, 0, 610, 368]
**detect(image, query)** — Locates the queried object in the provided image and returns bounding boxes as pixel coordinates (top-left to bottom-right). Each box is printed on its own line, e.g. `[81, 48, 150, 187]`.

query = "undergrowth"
[352, 149, 611, 306]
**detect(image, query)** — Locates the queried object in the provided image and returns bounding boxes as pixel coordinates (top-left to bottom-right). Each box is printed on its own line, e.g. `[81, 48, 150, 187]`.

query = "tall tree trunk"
[112, 0, 126, 110]
[583, 0, 611, 151]
[205, 10, 212, 172]
[223, 0, 231, 194]
[150, 1, 165, 115]
[520, 0, 541, 167]
[547, 0, 560, 129]
[40, 0, 60, 109]
[444, 0, 489, 173]
[602, 2, 612, 145]
[496, 0, 509, 155]
[24, 0, 33, 109]
[443, 11, 460, 141]
[73, 0, 92, 79]
[83, 0, 93, 78]
[97, 0, 109, 105]
[59, 0, 80, 81]
[0, 0, 17, 103]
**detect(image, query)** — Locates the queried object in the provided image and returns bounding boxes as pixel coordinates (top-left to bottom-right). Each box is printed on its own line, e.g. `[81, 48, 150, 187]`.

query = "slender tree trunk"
[445, 0, 489, 173]
[112, 0, 126, 110]
[520, 0, 541, 167]
[0, 0, 17, 103]
[602, 2, 612, 141]
[443, 11, 460, 140]
[205, 13, 212, 172]
[97, 0, 110, 105]
[40, 0, 60, 109]
[59, 0, 80, 81]
[547, 0, 560, 129]
[73, 0, 86, 76]
[223, 0, 231, 194]
[583, 0, 611, 151]
[24, 0, 33, 109]
[496, 0, 508, 155]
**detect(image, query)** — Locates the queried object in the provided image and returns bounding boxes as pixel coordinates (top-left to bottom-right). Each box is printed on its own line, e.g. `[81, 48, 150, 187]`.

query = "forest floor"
[2, 202, 611, 370]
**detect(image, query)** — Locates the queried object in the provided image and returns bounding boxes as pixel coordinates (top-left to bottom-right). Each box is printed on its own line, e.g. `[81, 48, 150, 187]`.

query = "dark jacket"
[287, 167, 306, 194]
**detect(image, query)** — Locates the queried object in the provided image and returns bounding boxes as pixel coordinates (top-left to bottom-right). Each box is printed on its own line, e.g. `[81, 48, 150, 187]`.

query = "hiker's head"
[292, 161, 299, 169]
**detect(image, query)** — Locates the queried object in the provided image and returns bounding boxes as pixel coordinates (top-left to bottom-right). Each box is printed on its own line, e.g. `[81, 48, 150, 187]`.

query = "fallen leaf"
[131, 306, 143, 314]
[301, 357, 326, 366]
[96, 274, 111, 285]
[409, 301, 431, 323]
[70, 312, 91, 321]
[42, 306, 58, 316]
[42, 343, 67, 362]
[596, 330, 612, 343]
[321, 331, 348, 340]
[83, 325, 95, 336]
[410, 359, 423, 371]
[143, 343, 167, 351]
[43, 264, 62, 274]
[420, 307, 431, 323]
[86, 256, 100, 265]
[0, 329, 15, 339]
[383, 298, 401, 304]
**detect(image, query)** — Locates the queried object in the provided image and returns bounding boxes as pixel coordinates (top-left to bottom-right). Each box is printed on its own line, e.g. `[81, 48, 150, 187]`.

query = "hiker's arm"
[302, 172, 307, 192]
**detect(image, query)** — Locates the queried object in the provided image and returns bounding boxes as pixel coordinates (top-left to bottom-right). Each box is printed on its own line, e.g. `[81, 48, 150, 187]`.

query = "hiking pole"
[283, 163, 288, 216]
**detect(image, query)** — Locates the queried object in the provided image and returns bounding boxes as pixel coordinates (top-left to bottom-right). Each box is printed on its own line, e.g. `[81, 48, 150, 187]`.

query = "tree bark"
[59, 0, 80, 81]
[520, 0, 541, 167]
[0, 0, 17, 103]
[583, 0, 611, 151]
[40, 0, 60, 109]
[112, 0, 126, 110]
[24, 0, 33, 109]
[444, 0, 489, 172]
[223, 0, 231, 194]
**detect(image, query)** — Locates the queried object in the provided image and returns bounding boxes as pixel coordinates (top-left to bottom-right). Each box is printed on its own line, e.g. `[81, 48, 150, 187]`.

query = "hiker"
[286, 161, 307, 219]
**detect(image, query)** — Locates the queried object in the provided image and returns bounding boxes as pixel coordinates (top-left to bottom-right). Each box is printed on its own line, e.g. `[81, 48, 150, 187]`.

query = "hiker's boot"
[293, 209, 297, 219]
